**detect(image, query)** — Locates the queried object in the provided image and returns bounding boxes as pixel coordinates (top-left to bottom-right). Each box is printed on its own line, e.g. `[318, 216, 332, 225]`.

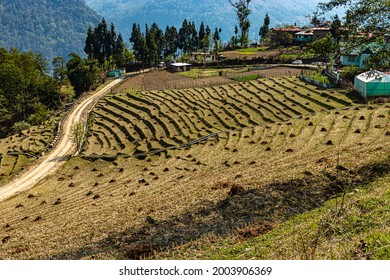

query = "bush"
[13, 121, 31, 133]
[340, 66, 361, 82]
[27, 104, 48, 125]
[279, 54, 298, 62]
[308, 72, 331, 84]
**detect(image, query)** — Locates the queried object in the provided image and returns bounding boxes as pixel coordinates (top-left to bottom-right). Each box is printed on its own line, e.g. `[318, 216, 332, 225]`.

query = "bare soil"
[116, 68, 304, 92]
[116, 70, 232, 92]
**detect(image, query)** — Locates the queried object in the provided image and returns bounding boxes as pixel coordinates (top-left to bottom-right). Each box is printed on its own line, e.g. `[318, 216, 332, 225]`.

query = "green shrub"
[340, 66, 361, 82]
[279, 54, 298, 62]
[13, 121, 31, 133]
[233, 74, 260, 82]
[28, 104, 48, 125]
[308, 72, 331, 84]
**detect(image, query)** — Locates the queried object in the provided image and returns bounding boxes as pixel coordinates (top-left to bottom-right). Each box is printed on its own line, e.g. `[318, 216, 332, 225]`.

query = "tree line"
[129, 20, 221, 67]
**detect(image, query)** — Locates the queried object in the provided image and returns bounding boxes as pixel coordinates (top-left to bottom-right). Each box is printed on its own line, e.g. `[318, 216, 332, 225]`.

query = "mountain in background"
[84, 0, 343, 45]
[0, 0, 101, 62]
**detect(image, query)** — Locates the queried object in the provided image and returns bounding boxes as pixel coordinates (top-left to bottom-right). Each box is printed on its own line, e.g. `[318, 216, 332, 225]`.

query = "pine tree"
[259, 13, 270, 43]
[190, 21, 199, 52]
[164, 26, 179, 60]
[330, 15, 342, 44]
[198, 22, 206, 50]
[179, 19, 191, 54]
[213, 28, 221, 53]
[94, 18, 109, 66]
[84, 27, 96, 60]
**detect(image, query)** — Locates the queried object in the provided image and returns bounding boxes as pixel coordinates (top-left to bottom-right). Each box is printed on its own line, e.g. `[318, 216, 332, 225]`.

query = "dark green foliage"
[259, 13, 270, 43]
[319, 0, 390, 70]
[130, 23, 147, 66]
[66, 53, 101, 96]
[130, 20, 220, 66]
[0, 48, 60, 137]
[330, 14, 342, 45]
[146, 23, 165, 66]
[52, 56, 67, 84]
[86, 0, 326, 45]
[308, 33, 336, 58]
[178, 19, 192, 55]
[84, 19, 131, 69]
[0, 0, 100, 62]
[164, 26, 179, 60]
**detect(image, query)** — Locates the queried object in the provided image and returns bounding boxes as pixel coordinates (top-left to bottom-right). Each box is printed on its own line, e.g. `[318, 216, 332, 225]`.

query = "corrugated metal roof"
[170, 62, 191, 67]
[271, 27, 301, 32]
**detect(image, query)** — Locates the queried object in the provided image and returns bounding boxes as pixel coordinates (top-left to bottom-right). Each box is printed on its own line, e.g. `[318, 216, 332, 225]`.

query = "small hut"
[108, 68, 126, 77]
[168, 62, 191, 72]
[354, 70, 390, 98]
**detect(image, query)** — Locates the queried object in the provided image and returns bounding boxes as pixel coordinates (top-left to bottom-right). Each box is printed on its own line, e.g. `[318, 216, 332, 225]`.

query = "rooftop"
[295, 30, 313, 36]
[356, 70, 390, 83]
[271, 27, 301, 32]
[170, 62, 192, 67]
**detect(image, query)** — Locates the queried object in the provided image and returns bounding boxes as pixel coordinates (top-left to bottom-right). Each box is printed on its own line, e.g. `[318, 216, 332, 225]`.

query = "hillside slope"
[84, 0, 342, 42]
[0, 0, 101, 61]
[1, 71, 389, 260]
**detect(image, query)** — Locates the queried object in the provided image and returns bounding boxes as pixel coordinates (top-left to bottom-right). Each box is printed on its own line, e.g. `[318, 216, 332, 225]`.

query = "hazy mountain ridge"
[0, 0, 101, 61]
[85, 0, 340, 43]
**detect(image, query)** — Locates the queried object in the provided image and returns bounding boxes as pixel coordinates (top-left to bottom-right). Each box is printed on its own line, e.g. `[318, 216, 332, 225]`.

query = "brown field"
[116, 70, 233, 92]
[0, 69, 389, 260]
[116, 67, 304, 92]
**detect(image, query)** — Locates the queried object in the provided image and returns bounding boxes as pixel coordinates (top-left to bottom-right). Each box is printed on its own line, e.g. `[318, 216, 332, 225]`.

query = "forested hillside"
[0, 0, 101, 61]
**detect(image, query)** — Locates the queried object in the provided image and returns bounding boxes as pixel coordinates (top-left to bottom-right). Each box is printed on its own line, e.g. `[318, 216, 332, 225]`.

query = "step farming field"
[84, 76, 354, 157]
[1, 71, 390, 260]
[0, 117, 61, 185]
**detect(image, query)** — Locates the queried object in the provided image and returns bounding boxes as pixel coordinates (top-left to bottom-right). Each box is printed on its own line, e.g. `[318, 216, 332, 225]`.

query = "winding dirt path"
[0, 77, 125, 202]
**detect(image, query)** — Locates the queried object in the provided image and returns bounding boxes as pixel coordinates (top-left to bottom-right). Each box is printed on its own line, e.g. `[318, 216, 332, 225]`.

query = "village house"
[294, 30, 314, 45]
[108, 68, 126, 77]
[294, 27, 331, 45]
[340, 48, 372, 69]
[270, 27, 302, 46]
[312, 27, 331, 41]
[191, 52, 217, 63]
[271, 26, 331, 46]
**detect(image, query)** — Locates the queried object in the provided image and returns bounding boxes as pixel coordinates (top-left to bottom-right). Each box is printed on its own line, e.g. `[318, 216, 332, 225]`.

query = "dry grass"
[0, 102, 389, 259]
[84, 75, 353, 157]
[0, 70, 389, 260]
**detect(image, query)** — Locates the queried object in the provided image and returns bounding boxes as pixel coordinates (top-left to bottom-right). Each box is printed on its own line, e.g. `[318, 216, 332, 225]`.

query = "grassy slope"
[155, 161, 390, 260]
[0, 73, 389, 260]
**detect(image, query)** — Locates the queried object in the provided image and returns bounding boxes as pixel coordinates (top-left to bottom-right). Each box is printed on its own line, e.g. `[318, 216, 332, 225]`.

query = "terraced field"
[84, 77, 353, 157]
[1, 72, 389, 260]
[1, 102, 389, 259]
[0, 117, 61, 184]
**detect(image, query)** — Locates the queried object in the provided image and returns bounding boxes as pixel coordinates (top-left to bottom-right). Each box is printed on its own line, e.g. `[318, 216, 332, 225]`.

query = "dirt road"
[0, 77, 124, 202]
